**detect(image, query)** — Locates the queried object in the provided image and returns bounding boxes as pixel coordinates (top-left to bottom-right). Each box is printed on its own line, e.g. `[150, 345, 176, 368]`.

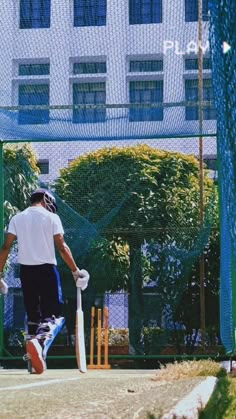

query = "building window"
[129, 60, 163, 72]
[185, 79, 216, 120]
[19, 63, 50, 76]
[185, 0, 209, 22]
[129, 0, 162, 25]
[73, 82, 106, 123]
[129, 80, 163, 121]
[37, 159, 49, 174]
[204, 155, 218, 181]
[74, 0, 106, 27]
[204, 156, 217, 171]
[20, 0, 51, 29]
[18, 84, 49, 124]
[73, 62, 106, 74]
[185, 58, 211, 70]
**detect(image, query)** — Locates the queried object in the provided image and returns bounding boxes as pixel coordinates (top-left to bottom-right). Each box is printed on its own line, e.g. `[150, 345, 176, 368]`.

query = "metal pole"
[198, 0, 206, 350]
[0, 141, 4, 357]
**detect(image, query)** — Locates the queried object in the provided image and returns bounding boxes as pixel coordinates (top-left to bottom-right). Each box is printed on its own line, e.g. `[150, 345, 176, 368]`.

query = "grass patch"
[200, 375, 236, 419]
[152, 359, 225, 382]
[152, 359, 236, 418]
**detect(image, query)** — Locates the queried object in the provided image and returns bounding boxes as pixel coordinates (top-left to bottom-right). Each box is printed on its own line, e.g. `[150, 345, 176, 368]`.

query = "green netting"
[0, 1, 216, 142]
[1, 140, 219, 358]
[0, 0, 221, 360]
[209, 0, 236, 354]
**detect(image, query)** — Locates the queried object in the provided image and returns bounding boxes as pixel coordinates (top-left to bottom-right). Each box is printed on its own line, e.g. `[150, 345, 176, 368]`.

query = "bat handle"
[77, 286, 82, 310]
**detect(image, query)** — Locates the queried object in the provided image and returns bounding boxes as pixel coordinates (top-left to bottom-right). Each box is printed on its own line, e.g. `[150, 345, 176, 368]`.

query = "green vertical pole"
[198, 0, 206, 350]
[0, 141, 4, 357]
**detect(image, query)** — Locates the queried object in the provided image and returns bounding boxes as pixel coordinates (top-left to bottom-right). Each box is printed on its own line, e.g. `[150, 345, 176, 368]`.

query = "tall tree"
[55, 145, 216, 353]
[4, 144, 39, 224]
[2, 144, 39, 285]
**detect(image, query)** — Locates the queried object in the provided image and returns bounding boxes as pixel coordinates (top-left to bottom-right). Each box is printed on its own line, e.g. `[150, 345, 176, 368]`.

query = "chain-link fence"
[0, 133, 220, 362]
[0, 0, 225, 363]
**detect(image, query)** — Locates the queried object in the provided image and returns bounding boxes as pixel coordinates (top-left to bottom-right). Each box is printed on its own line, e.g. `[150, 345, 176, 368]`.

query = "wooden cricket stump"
[88, 306, 111, 369]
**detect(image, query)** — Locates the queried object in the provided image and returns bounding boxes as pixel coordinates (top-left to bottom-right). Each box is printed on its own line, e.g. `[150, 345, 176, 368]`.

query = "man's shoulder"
[9, 207, 30, 223]
[11, 206, 46, 219]
[12, 206, 32, 216]
[51, 213, 63, 223]
[10, 209, 25, 219]
[11, 206, 62, 222]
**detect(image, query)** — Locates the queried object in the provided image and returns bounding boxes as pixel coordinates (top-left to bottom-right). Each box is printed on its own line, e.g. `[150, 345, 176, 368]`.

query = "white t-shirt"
[8, 206, 64, 265]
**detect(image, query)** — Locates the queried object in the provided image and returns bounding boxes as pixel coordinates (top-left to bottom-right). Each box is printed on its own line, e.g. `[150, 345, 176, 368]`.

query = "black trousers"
[20, 264, 64, 334]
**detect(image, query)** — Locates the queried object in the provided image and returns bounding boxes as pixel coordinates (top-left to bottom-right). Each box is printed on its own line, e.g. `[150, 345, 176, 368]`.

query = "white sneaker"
[26, 339, 46, 374]
[36, 316, 65, 359]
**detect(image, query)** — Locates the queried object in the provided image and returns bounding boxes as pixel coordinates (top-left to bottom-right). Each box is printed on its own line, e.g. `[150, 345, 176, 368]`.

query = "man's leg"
[37, 265, 65, 359]
[20, 265, 46, 374]
[35, 316, 65, 359]
[23, 320, 39, 373]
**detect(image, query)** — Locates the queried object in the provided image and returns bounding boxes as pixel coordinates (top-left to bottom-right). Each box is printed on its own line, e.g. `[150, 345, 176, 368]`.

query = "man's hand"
[0, 275, 8, 295]
[72, 267, 82, 282]
[76, 269, 90, 290]
[72, 268, 90, 291]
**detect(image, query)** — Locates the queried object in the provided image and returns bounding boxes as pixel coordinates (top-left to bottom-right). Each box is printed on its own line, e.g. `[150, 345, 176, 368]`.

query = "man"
[0, 188, 89, 374]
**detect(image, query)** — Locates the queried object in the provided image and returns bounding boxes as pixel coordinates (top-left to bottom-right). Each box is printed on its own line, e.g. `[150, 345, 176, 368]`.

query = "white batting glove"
[72, 268, 90, 291]
[0, 275, 8, 295]
[77, 269, 90, 290]
[72, 267, 82, 282]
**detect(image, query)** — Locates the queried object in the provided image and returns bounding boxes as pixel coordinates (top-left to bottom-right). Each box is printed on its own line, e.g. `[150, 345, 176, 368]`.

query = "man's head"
[30, 188, 58, 213]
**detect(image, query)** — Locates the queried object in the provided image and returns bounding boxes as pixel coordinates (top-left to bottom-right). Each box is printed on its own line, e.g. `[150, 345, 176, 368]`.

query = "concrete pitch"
[0, 368, 215, 418]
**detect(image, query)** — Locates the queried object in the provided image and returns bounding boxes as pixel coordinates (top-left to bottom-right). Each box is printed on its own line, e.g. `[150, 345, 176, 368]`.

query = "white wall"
[0, 0, 216, 183]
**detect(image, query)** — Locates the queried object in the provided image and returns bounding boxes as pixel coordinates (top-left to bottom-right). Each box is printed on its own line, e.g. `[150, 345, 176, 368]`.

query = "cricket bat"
[75, 286, 87, 373]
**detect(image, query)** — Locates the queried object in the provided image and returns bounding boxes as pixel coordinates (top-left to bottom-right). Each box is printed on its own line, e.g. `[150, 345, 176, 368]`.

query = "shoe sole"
[26, 340, 46, 374]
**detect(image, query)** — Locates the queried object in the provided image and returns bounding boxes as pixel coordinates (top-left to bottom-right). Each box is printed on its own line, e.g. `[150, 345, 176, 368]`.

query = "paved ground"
[0, 368, 207, 419]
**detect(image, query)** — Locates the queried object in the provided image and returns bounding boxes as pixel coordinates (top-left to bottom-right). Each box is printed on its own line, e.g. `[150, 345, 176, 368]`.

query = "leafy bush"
[103, 328, 129, 346]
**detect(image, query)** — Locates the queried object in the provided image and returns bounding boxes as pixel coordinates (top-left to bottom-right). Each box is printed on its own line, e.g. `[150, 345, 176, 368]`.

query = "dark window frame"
[73, 62, 106, 74]
[185, 0, 209, 22]
[129, 60, 163, 72]
[20, 0, 51, 29]
[18, 83, 50, 125]
[74, 0, 107, 27]
[37, 159, 49, 174]
[129, 80, 164, 122]
[185, 57, 212, 70]
[185, 78, 216, 121]
[19, 63, 50, 76]
[204, 156, 217, 171]
[129, 0, 162, 25]
[73, 82, 106, 123]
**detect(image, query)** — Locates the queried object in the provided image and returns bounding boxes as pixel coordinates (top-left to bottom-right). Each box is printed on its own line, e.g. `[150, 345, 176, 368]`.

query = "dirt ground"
[0, 367, 206, 419]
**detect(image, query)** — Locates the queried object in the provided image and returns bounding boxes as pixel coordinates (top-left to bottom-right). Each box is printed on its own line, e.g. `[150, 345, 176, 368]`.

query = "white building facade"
[0, 0, 216, 183]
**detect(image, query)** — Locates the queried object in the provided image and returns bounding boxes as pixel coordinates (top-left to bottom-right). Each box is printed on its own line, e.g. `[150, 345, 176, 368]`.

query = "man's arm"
[54, 234, 90, 289]
[0, 233, 16, 294]
[54, 234, 78, 272]
[0, 232, 16, 272]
